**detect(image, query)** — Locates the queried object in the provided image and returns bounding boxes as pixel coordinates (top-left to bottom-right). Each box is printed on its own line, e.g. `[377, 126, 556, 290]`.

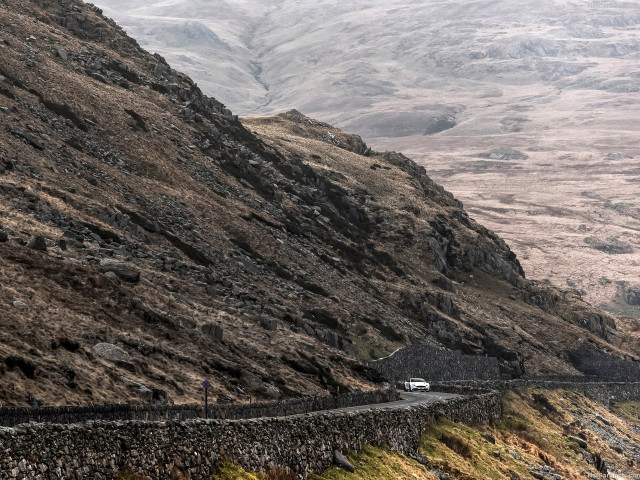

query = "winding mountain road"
[311, 391, 462, 416]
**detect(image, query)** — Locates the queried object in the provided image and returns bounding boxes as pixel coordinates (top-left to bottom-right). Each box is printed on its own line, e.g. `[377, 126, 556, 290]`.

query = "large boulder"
[27, 235, 47, 252]
[623, 285, 640, 306]
[121, 376, 152, 402]
[259, 316, 281, 331]
[177, 316, 197, 330]
[99, 259, 140, 283]
[151, 389, 174, 406]
[568, 435, 587, 448]
[239, 370, 281, 400]
[433, 275, 455, 292]
[92, 343, 135, 371]
[334, 450, 355, 472]
[121, 376, 174, 405]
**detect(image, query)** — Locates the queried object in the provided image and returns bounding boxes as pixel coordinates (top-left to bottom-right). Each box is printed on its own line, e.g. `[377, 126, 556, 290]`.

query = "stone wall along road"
[0, 390, 501, 479]
[370, 343, 501, 383]
[0, 389, 398, 427]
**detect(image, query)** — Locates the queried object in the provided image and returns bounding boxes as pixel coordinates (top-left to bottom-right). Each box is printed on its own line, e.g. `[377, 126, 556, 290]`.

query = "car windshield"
[410, 378, 426, 382]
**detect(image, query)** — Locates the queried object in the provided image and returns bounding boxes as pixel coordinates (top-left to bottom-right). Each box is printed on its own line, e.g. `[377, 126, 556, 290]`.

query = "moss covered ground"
[611, 400, 640, 426]
[309, 446, 439, 480]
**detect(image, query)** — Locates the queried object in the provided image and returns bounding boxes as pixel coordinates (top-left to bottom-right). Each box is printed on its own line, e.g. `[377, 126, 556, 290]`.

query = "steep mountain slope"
[94, 0, 640, 314]
[0, 0, 635, 407]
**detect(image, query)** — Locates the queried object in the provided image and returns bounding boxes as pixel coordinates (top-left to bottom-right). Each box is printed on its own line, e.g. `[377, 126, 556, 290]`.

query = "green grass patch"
[611, 401, 640, 426]
[310, 445, 437, 480]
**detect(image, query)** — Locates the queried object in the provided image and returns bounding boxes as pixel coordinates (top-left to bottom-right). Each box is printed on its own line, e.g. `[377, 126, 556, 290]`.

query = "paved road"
[310, 391, 461, 416]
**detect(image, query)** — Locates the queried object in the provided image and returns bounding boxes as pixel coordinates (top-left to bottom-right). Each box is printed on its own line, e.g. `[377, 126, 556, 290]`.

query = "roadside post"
[202, 379, 211, 419]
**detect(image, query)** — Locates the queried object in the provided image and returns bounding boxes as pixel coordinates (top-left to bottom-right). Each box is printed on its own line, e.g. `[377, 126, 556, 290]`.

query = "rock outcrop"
[623, 284, 640, 306]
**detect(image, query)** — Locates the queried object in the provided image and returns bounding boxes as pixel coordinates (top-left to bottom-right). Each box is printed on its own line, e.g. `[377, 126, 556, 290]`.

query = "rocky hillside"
[0, 0, 636, 406]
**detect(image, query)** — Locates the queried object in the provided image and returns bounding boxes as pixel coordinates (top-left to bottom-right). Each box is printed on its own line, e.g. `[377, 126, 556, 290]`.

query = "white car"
[404, 378, 430, 392]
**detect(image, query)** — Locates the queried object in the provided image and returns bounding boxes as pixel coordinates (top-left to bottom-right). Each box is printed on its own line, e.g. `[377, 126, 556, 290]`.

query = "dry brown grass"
[116, 467, 147, 480]
[439, 431, 473, 459]
[263, 466, 298, 480]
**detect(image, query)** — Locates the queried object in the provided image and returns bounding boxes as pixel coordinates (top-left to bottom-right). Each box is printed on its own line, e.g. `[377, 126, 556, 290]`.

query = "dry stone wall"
[206, 389, 398, 420]
[568, 349, 640, 381]
[0, 404, 198, 428]
[433, 380, 640, 406]
[0, 392, 501, 479]
[370, 344, 501, 383]
[0, 390, 397, 428]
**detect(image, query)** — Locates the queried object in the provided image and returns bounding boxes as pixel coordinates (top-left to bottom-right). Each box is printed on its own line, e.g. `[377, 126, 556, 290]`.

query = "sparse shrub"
[517, 430, 547, 450]
[116, 467, 147, 480]
[532, 393, 557, 414]
[4, 356, 36, 379]
[537, 450, 553, 466]
[170, 466, 189, 480]
[263, 466, 298, 480]
[368, 347, 381, 359]
[440, 432, 473, 459]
